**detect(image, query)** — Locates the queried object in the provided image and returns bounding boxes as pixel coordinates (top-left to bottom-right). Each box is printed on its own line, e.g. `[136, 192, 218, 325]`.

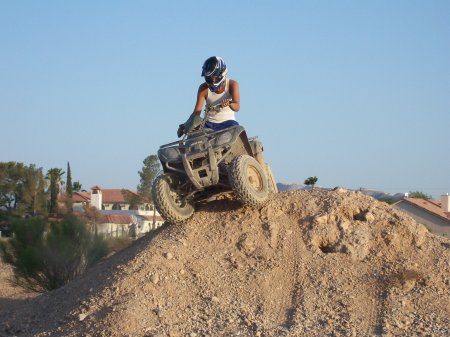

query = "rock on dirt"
[0, 190, 449, 337]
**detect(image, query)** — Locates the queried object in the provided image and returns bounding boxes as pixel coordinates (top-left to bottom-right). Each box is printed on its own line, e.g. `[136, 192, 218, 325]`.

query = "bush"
[378, 196, 395, 205]
[0, 217, 108, 292]
[408, 191, 432, 200]
[304, 176, 318, 190]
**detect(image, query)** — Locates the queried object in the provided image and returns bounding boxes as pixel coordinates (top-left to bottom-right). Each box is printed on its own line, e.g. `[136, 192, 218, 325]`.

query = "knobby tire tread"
[228, 155, 269, 208]
[152, 174, 194, 224]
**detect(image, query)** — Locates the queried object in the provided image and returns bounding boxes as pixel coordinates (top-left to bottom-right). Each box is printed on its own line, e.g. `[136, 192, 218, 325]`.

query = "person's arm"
[222, 80, 240, 111]
[192, 83, 208, 116]
[178, 83, 208, 137]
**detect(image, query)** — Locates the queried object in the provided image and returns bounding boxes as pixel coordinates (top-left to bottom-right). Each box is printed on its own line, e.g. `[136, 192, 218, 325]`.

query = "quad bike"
[152, 101, 278, 224]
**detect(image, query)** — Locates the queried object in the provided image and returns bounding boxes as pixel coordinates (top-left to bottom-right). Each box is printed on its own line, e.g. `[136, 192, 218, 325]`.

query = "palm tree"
[72, 181, 83, 192]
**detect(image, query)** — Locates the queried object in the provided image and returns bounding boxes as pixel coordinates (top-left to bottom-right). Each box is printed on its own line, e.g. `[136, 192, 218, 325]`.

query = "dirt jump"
[0, 189, 449, 336]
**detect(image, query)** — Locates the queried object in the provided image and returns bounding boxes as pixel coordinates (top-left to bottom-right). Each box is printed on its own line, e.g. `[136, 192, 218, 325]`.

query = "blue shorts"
[204, 120, 239, 132]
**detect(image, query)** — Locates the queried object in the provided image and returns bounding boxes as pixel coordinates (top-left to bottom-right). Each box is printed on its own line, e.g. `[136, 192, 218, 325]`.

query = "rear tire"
[228, 154, 269, 208]
[151, 174, 194, 224]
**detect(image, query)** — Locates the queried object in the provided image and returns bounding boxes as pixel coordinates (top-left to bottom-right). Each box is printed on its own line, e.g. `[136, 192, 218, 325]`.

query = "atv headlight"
[158, 147, 180, 162]
[216, 131, 233, 146]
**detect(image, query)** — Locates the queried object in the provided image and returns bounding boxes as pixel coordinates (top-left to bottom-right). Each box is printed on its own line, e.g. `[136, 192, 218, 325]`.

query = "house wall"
[91, 190, 102, 209]
[101, 204, 138, 211]
[73, 202, 85, 212]
[72, 202, 160, 216]
[138, 220, 165, 234]
[442, 195, 450, 212]
[393, 203, 450, 237]
[100, 209, 162, 218]
[139, 203, 155, 211]
[97, 223, 131, 237]
[94, 221, 165, 238]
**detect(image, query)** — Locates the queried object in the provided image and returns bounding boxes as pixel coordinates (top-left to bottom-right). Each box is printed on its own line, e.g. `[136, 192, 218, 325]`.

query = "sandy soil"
[0, 255, 38, 301]
[0, 189, 449, 336]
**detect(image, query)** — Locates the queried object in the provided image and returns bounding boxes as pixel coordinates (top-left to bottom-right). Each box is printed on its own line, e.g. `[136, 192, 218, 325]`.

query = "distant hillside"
[276, 182, 307, 192]
[277, 182, 329, 193]
[359, 189, 405, 202]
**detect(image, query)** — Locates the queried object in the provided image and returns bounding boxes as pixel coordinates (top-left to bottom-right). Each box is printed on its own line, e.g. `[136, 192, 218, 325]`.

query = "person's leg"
[205, 120, 239, 131]
[204, 121, 219, 131]
[219, 120, 239, 129]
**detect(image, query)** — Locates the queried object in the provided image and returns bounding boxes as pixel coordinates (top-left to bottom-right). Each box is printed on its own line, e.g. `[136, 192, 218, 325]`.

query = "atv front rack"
[158, 125, 249, 189]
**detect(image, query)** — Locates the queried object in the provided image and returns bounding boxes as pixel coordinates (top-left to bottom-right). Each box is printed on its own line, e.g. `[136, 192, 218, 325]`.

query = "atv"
[152, 101, 277, 224]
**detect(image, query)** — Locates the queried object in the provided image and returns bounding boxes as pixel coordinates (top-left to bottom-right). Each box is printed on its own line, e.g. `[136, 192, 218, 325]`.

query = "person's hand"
[177, 124, 185, 137]
[221, 99, 231, 108]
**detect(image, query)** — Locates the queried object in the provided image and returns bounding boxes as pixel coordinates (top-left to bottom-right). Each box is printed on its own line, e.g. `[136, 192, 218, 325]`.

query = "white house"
[393, 194, 450, 237]
[72, 186, 165, 237]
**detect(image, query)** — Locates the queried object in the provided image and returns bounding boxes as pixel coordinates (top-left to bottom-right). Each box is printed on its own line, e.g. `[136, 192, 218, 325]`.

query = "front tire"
[228, 154, 269, 208]
[151, 174, 194, 224]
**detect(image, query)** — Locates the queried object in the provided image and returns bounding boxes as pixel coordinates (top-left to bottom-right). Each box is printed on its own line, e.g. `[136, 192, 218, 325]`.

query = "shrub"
[304, 176, 318, 190]
[378, 196, 395, 205]
[408, 191, 432, 200]
[0, 217, 108, 292]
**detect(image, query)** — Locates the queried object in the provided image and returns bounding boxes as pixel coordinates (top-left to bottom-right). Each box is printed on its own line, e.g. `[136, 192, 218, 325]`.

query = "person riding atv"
[152, 57, 277, 224]
[178, 56, 240, 136]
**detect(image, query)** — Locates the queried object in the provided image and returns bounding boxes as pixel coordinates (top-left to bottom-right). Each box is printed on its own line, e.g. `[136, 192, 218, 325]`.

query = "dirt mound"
[0, 260, 37, 301]
[1, 190, 449, 337]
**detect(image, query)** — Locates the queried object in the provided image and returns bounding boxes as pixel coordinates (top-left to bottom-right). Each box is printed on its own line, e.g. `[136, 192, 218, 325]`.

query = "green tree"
[137, 155, 160, 201]
[66, 162, 73, 197]
[0, 217, 108, 292]
[0, 162, 47, 216]
[80, 204, 103, 233]
[304, 176, 318, 190]
[122, 189, 142, 210]
[408, 191, 432, 200]
[20, 164, 47, 216]
[0, 162, 24, 211]
[46, 168, 64, 214]
[72, 181, 83, 192]
[378, 196, 395, 205]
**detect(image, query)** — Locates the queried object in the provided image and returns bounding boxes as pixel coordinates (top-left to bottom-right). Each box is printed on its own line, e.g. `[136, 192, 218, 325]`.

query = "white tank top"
[205, 79, 235, 123]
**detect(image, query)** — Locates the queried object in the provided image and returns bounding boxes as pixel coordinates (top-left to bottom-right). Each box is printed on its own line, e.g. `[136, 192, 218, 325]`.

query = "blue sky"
[1, 0, 449, 198]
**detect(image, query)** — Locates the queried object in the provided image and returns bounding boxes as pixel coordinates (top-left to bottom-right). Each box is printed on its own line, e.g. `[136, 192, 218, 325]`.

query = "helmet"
[201, 56, 228, 92]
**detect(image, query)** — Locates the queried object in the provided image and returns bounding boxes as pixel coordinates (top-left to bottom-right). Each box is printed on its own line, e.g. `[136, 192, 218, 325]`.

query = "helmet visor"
[202, 61, 219, 77]
[205, 75, 222, 85]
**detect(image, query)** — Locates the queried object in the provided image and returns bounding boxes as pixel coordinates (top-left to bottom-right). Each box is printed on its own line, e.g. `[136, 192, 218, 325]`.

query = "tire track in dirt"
[372, 286, 388, 336]
[360, 274, 388, 336]
[280, 234, 303, 334]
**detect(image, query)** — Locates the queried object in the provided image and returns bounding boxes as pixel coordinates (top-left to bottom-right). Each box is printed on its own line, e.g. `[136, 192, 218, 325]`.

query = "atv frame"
[152, 102, 277, 224]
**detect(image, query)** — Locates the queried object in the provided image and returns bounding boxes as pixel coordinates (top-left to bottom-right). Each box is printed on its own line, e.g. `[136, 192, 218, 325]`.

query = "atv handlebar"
[177, 99, 233, 138]
[205, 98, 232, 114]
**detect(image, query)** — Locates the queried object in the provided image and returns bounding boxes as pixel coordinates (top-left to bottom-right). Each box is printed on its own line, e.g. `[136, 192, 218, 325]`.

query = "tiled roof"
[72, 192, 91, 202]
[99, 214, 133, 225]
[401, 197, 450, 221]
[101, 189, 139, 203]
[71, 189, 139, 203]
[140, 215, 164, 222]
